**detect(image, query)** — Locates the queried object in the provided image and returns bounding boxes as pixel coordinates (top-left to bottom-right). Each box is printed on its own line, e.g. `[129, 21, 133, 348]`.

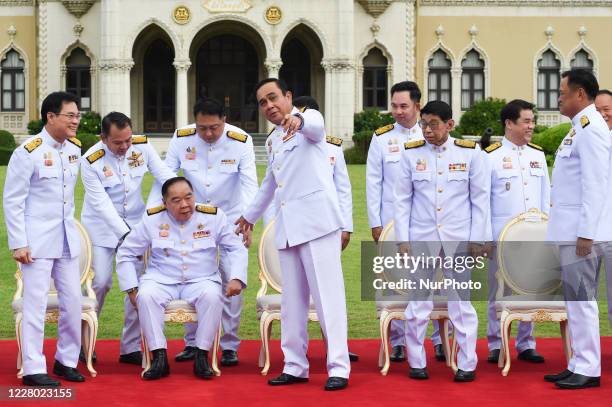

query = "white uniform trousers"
[486, 248, 535, 352]
[597, 242, 612, 327]
[559, 245, 601, 377]
[278, 229, 350, 379]
[91, 245, 143, 354]
[20, 244, 81, 375]
[137, 279, 223, 351]
[184, 244, 246, 351]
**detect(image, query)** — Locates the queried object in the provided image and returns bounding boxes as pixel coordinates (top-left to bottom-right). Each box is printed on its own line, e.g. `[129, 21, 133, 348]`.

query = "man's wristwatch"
[126, 287, 138, 294]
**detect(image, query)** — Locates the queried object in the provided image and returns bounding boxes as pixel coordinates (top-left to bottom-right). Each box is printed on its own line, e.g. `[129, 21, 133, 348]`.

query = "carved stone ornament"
[357, 0, 393, 18]
[7, 24, 16, 41]
[73, 22, 84, 38]
[61, 0, 95, 19]
[173, 6, 191, 25]
[264, 6, 282, 25]
[202, 0, 252, 13]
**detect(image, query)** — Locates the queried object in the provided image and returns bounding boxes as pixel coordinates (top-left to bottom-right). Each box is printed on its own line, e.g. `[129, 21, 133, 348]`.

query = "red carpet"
[1, 338, 611, 406]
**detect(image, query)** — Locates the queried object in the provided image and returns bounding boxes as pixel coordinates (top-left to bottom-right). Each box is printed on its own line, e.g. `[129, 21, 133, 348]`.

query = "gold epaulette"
[146, 205, 166, 216]
[374, 124, 394, 136]
[227, 131, 248, 143]
[86, 149, 105, 164]
[299, 106, 308, 113]
[454, 139, 476, 149]
[580, 115, 590, 128]
[176, 127, 196, 137]
[527, 142, 543, 151]
[326, 136, 343, 146]
[196, 204, 217, 215]
[404, 140, 426, 149]
[67, 137, 82, 148]
[484, 142, 502, 153]
[132, 135, 147, 144]
[24, 138, 42, 153]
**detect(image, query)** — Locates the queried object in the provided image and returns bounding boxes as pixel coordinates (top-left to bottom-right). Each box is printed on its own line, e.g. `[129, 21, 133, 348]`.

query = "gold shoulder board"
[146, 205, 166, 216]
[299, 106, 308, 113]
[86, 149, 105, 164]
[326, 136, 343, 146]
[67, 137, 82, 148]
[132, 135, 148, 144]
[454, 139, 476, 149]
[177, 127, 196, 137]
[196, 204, 217, 215]
[375, 124, 394, 136]
[24, 138, 42, 153]
[484, 142, 502, 153]
[227, 131, 248, 143]
[527, 142, 543, 151]
[404, 140, 426, 149]
[580, 115, 590, 128]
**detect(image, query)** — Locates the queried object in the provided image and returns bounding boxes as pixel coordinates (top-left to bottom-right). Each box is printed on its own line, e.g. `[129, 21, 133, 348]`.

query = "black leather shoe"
[119, 351, 143, 365]
[544, 369, 573, 383]
[434, 344, 445, 362]
[487, 349, 500, 364]
[349, 351, 359, 362]
[174, 346, 197, 362]
[79, 347, 96, 364]
[22, 374, 60, 387]
[454, 369, 476, 382]
[194, 349, 214, 379]
[555, 373, 600, 389]
[268, 373, 309, 386]
[390, 345, 406, 362]
[324, 377, 348, 391]
[409, 368, 429, 380]
[143, 349, 170, 380]
[52, 360, 85, 382]
[518, 349, 545, 363]
[220, 350, 238, 367]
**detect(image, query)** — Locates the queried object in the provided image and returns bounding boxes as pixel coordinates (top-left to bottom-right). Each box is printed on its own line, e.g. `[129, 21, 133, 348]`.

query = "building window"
[570, 49, 594, 73]
[537, 50, 561, 111]
[362, 48, 388, 110]
[428, 49, 452, 105]
[66, 48, 91, 110]
[1, 50, 25, 112]
[461, 50, 485, 110]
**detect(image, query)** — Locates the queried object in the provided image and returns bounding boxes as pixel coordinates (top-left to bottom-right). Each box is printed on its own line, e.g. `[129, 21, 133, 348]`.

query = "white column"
[322, 61, 333, 134]
[98, 60, 133, 116]
[174, 59, 191, 128]
[263, 59, 283, 132]
[405, 0, 417, 80]
[451, 67, 462, 120]
[322, 59, 355, 143]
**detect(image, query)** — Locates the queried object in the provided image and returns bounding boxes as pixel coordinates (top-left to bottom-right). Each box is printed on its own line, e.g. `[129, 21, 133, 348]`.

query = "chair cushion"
[12, 296, 98, 313]
[165, 300, 195, 312]
[256, 294, 316, 317]
[494, 295, 566, 312]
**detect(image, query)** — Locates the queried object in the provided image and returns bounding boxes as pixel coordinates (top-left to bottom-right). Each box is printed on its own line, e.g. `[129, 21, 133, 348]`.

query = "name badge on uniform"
[102, 166, 113, 177]
[329, 156, 336, 165]
[530, 161, 542, 169]
[185, 147, 196, 160]
[502, 156, 512, 169]
[69, 154, 79, 163]
[221, 159, 236, 165]
[563, 138, 573, 146]
[416, 158, 427, 171]
[449, 163, 467, 172]
[159, 223, 169, 238]
[388, 146, 400, 153]
[505, 182, 511, 191]
[43, 152, 53, 167]
[193, 230, 211, 239]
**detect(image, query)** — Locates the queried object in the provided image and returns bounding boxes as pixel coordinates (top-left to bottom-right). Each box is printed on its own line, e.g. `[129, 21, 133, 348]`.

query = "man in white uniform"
[235, 78, 350, 391]
[394, 101, 489, 382]
[116, 177, 247, 380]
[149, 99, 257, 367]
[3, 92, 85, 386]
[544, 69, 610, 389]
[80, 112, 176, 364]
[484, 100, 549, 364]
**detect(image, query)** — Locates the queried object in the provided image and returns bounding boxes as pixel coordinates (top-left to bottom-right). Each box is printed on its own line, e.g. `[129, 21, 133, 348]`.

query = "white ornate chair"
[256, 219, 319, 376]
[495, 209, 569, 376]
[12, 220, 98, 378]
[376, 221, 457, 375]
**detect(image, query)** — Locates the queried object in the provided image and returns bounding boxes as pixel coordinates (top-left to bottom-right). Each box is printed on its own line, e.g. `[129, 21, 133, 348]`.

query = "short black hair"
[101, 111, 131, 137]
[161, 176, 193, 199]
[500, 99, 535, 129]
[41, 92, 79, 124]
[293, 96, 320, 111]
[390, 81, 421, 103]
[562, 69, 599, 100]
[193, 98, 225, 118]
[598, 89, 612, 98]
[421, 100, 452, 122]
[254, 78, 289, 97]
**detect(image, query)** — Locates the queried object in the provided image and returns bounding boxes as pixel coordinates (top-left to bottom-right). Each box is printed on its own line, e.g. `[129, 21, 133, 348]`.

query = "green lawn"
[0, 165, 610, 341]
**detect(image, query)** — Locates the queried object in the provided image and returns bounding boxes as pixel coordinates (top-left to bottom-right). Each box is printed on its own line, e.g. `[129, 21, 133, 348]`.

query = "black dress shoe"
[324, 377, 348, 391]
[544, 369, 573, 383]
[52, 360, 85, 382]
[194, 349, 214, 379]
[268, 373, 309, 386]
[143, 349, 170, 380]
[349, 351, 359, 362]
[434, 344, 445, 362]
[518, 349, 545, 363]
[409, 368, 429, 380]
[454, 369, 476, 382]
[174, 346, 197, 362]
[119, 351, 143, 365]
[22, 374, 61, 387]
[487, 349, 500, 364]
[390, 345, 406, 362]
[79, 347, 96, 364]
[220, 349, 239, 367]
[555, 373, 600, 389]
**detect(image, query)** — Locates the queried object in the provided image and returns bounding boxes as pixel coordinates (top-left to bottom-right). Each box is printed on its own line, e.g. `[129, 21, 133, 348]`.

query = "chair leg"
[15, 315, 23, 378]
[81, 315, 97, 377]
[261, 316, 274, 376]
[212, 325, 221, 376]
[141, 330, 151, 378]
[450, 332, 458, 373]
[380, 313, 393, 376]
[258, 316, 266, 368]
[440, 318, 452, 368]
[501, 313, 513, 377]
[560, 319, 572, 364]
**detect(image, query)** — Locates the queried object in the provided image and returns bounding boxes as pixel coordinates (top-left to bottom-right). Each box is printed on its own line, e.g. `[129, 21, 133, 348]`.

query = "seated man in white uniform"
[116, 177, 247, 380]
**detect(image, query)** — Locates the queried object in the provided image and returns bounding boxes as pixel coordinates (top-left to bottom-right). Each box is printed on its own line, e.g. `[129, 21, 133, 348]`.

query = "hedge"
[531, 122, 571, 166]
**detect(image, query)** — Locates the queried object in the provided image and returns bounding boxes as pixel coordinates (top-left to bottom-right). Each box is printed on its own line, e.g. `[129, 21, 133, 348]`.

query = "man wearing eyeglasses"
[3, 92, 85, 386]
[148, 98, 257, 367]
